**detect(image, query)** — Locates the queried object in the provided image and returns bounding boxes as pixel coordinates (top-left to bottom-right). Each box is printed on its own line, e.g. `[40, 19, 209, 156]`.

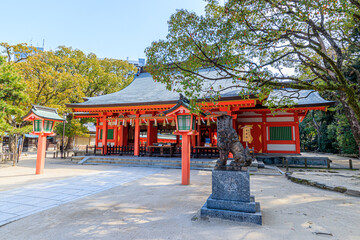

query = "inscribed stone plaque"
[212, 170, 250, 202]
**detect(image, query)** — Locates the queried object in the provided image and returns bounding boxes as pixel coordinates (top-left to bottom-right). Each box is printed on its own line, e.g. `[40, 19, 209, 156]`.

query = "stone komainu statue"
[216, 115, 253, 170]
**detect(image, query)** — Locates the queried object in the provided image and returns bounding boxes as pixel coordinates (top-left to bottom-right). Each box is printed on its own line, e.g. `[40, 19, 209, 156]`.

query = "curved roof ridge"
[66, 71, 333, 108]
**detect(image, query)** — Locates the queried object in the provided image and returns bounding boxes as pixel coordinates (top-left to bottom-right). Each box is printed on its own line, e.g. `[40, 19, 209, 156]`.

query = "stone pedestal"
[200, 169, 262, 225]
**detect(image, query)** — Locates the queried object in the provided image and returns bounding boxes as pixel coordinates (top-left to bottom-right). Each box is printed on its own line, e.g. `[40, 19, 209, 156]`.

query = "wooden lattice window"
[99, 129, 114, 140]
[34, 120, 42, 132]
[43, 120, 53, 132]
[107, 129, 114, 140]
[269, 126, 292, 141]
[177, 115, 191, 131]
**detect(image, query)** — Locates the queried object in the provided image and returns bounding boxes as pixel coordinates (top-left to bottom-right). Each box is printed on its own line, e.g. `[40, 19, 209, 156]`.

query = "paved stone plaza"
[0, 155, 360, 240]
[0, 167, 160, 226]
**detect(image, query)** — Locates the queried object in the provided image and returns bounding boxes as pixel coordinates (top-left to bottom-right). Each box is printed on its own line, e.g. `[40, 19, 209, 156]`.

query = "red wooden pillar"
[95, 118, 99, 148]
[147, 122, 151, 147]
[123, 125, 128, 145]
[191, 135, 196, 148]
[197, 119, 201, 146]
[35, 133, 46, 174]
[262, 112, 267, 153]
[118, 125, 124, 146]
[102, 117, 108, 155]
[176, 135, 180, 146]
[114, 125, 118, 146]
[181, 133, 191, 185]
[232, 115, 237, 129]
[294, 112, 301, 154]
[147, 121, 158, 146]
[134, 116, 140, 156]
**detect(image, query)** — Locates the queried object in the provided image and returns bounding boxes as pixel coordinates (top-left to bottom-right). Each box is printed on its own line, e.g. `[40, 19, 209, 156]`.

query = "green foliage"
[145, 0, 360, 152]
[54, 118, 89, 138]
[327, 111, 358, 154]
[1, 44, 136, 141]
[0, 55, 30, 136]
[53, 46, 136, 98]
[16, 50, 86, 113]
[300, 109, 358, 154]
[146, 1, 359, 99]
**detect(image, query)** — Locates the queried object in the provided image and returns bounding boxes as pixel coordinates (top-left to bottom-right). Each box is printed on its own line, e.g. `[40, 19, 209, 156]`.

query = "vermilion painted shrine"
[66, 69, 333, 157]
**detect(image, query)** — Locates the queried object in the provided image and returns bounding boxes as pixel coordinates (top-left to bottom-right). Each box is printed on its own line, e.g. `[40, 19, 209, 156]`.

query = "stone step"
[201, 202, 262, 225]
[83, 157, 216, 170]
[86, 158, 215, 165]
[256, 155, 329, 167]
[84, 162, 214, 171]
[257, 160, 265, 168]
[86, 162, 215, 169]
[86, 160, 181, 166]
[84, 157, 216, 164]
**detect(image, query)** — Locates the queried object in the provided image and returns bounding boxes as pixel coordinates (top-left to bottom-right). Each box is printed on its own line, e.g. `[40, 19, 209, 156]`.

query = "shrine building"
[66, 69, 333, 158]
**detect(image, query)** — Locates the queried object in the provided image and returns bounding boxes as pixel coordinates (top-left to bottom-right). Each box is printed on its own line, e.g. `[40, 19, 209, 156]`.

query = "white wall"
[267, 144, 296, 151]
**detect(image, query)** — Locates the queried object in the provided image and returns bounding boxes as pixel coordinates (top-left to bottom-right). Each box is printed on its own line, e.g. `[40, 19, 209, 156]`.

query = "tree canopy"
[4, 45, 137, 113]
[0, 55, 29, 136]
[1, 43, 137, 150]
[145, 0, 360, 153]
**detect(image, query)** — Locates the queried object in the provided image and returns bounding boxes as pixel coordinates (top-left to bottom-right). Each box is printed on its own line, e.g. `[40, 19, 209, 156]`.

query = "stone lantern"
[22, 105, 64, 174]
[164, 95, 204, 185]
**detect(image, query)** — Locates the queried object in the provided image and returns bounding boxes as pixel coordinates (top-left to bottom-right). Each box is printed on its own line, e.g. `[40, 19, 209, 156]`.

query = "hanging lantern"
[207, 118, 210, 126]
[171, 119, 175, 127]
[124, 120, 127, 127]
[198, 118, 201, 125]
[163, 119, 167, 127]
[131, 119, 135, 127]
[154, 119, 157, 127]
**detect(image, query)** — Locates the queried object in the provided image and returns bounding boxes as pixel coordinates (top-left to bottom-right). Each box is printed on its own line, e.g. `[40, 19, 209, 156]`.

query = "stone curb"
[285, 173, 360, 198]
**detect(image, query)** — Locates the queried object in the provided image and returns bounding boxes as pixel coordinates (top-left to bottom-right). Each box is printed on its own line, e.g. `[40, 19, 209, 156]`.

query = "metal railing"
[191, 147, 219, 158]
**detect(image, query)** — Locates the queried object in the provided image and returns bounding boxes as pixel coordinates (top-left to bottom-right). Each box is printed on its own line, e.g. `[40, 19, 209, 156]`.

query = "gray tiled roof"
[23, 105, 64, 121]
[68, 70, 332, 107]
[75, 72, 179, 105]
[267, 89, 332, 106]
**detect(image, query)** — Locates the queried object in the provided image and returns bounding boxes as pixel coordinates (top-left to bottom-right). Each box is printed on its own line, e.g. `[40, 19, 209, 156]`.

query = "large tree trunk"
[65, 135, 74, 150]
[8, 134, 18, 166]
[17, 135, 24, 163]
[338, 92, 360, 157]
[0, 136, 3, 153]
[311, 111, 322, 152]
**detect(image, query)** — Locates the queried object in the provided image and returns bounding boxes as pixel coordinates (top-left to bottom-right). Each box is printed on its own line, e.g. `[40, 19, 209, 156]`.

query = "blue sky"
[1, 0, 206, 61]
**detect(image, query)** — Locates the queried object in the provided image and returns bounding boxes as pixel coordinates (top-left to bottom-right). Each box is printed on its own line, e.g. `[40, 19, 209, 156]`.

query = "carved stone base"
[200, 169, 262, 225]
